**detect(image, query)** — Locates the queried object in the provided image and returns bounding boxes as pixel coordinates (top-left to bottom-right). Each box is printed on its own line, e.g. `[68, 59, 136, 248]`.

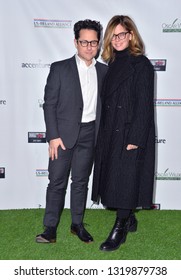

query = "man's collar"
[75, 53, 96, 68]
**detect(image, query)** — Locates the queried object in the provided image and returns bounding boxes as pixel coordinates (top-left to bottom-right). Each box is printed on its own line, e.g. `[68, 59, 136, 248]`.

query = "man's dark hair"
[74, 19, 102, 41]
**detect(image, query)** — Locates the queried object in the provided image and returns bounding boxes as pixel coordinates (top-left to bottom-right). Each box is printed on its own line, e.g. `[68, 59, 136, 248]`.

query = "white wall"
[0, 0, 181, 210]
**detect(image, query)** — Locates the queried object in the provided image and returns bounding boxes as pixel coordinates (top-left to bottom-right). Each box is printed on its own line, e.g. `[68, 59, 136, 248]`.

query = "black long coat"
[92, 51, 155, 209]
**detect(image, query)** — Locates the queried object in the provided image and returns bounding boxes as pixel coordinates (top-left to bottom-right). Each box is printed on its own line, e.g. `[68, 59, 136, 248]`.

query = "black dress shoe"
[36, 227, 56, 243]
[71, 223, 93, 243]
[100, 217, 129, 251]
[128, 212, 138, 232]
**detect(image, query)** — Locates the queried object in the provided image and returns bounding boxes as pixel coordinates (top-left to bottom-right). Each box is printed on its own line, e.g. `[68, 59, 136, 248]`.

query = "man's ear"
[74, 38, 78, 48]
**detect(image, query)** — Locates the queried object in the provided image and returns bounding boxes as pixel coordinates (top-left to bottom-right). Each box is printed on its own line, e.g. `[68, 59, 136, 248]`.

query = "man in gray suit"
[36, 19, 107, 243]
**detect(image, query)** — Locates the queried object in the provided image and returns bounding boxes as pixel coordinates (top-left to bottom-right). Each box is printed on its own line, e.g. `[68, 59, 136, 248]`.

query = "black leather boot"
[128, 211, 138, 232]
[100, 217, 129, 251]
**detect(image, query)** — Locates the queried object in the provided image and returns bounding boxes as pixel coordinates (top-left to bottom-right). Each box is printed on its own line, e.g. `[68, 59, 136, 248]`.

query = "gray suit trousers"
[43, 121, 95, 227]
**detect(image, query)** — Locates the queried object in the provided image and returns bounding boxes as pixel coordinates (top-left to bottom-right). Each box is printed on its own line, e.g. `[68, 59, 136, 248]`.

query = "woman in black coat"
[92, 15, 155, 251]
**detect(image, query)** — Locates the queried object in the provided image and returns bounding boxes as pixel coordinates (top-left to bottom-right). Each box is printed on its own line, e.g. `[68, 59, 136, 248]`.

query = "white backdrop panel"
[0, 0, 181, 210]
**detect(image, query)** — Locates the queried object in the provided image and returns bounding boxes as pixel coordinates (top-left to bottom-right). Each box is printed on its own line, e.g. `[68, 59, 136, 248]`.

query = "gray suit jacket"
[43, 55, 108, 148]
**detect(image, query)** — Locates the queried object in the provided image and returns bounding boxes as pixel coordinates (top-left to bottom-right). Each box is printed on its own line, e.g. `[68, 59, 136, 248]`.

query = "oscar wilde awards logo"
[162, 18, 181, 32]
[0, 167, 5, 179]
[28, 132, 46, 143]
[155, 168, 181, 180]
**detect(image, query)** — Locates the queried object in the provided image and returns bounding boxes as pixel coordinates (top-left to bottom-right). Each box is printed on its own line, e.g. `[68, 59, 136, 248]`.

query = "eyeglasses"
[77, 40, 99, 47]
[111, 31, 130, 41]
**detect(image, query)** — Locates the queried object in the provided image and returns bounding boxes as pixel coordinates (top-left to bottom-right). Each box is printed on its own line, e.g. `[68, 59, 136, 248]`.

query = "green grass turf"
[0, 209, 180, 260]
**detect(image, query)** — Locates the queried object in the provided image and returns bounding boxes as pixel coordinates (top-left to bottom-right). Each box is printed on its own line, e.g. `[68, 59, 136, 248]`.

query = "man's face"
[74, 29, 99, 66]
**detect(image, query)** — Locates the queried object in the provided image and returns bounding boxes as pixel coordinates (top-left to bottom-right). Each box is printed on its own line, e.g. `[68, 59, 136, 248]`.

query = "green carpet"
[0, 209, 180, 260]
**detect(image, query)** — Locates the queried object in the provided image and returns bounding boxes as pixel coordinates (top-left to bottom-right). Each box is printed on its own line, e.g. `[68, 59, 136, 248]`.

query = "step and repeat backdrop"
[0, 0, 181, 210]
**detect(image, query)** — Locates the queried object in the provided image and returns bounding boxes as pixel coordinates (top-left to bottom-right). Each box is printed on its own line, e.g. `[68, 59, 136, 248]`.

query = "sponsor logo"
[154, 99, 181, 106]
[155, 168, 181, 180]
[0, 167, 5, 178]
[162, 18, 181, 32]
[0, 100, 6, 105]
[150, 204, 160, 210]
[34, 19, 72, 28]
[155, 136, 166, 144]
[138, 204, 160, 210]
[36, 169, 48, 177]
[28, 132, 46, 143]
[38, 99, 44, 108]
[22, 60, 50, 69]
[150, 59, 166, 71]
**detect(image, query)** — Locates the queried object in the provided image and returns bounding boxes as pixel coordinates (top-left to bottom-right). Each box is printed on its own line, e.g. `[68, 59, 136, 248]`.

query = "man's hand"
[126, 144, 138, 150]
[49, 138, 66, 160]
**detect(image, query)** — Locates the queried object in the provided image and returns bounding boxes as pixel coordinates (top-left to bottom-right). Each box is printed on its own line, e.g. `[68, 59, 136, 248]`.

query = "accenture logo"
[155, 168, 181, 180]
[0, 100, 6, 105]
[155, 136, 166, 144]
[22, 60, 50, 69]
[34, 19, 72, 28]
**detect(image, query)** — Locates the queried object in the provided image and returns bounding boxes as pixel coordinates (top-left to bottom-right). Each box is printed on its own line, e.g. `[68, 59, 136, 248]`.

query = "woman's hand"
[126, 144, 138, 150]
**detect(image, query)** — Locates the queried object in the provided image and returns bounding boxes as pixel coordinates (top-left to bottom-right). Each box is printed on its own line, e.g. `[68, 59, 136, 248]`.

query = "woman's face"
[111, 24, 132, 51]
